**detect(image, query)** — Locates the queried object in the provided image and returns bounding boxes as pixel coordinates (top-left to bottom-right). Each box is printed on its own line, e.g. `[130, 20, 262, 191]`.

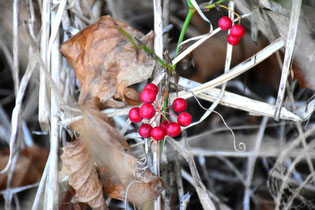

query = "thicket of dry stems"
[0, 0, 315, 209]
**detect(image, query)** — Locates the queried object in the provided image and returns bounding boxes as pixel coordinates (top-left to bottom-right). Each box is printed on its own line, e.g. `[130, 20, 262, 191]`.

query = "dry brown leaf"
[60, 187, 89, 210]
[123, 87, 141, 106]
[60, 15, 156, 106]
[60, 98, 164, 208]
[0, 146, 49, 190]
[60, 139, 108, 210]
[81, 100, 164, 205]
[264, 6, 315, 89]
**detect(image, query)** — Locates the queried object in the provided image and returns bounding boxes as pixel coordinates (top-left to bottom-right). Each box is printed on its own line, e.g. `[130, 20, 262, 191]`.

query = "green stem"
[142, 46, 167, 68]
[117, 26, 139, 49]
[117, 26, 168, 68]
[175, 0, 230, 55]
[175, 7, 194, 55]
[185, 0, 193, 8]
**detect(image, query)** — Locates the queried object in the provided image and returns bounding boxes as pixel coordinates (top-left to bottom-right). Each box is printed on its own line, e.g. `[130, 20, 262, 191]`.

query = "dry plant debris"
[0, 0, 314, 210]
[60, 98, 164, 208]
[0, 146, 48, 189]
[60, 15, 156, 105]
[59, 15, 164, 209]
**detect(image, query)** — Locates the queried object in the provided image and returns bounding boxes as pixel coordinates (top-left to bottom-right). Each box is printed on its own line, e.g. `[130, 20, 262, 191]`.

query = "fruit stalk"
[217, 4, 241, 24]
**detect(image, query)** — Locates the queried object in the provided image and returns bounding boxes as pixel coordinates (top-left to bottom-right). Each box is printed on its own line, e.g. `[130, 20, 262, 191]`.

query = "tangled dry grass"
[0, 0, 314, 209]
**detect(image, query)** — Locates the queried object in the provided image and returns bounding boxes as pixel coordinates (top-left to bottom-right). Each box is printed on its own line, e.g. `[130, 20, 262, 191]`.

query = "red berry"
[230, 24, 245, 38]
[138, 124, 152, 138]
[140, 89, 156, 104]
[128, 107, 143, 123]
[172, 98, 187, 113]
[218, 16, 232, 31]
[177, 112, 192, 127]
[165, 122, 181, 137]
[151, 127, 165, 141]
[227, 34, 240, 46]
[160, 121, 169, 130]
[139, 104, 156, 119]
[144, 83, 158, 95]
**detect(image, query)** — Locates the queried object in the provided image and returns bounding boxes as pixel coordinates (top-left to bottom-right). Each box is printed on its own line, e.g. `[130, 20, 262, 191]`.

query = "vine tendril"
[172, 82, 246, 152]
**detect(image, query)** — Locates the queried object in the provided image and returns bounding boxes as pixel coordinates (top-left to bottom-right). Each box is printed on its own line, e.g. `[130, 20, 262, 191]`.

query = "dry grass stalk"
[12, 0, 20, 95]
[174, 161, 186, 209]
[167, 136, 216, 210]
[171, 77, 300, 121]
[152, 1, 163, 209]
[38, 0, 50, 132]
[1, 51, 37, 175]
[274, 0, 302, 120]
[243, 115, 269, 210]
[32, 156, 50, 210]
[0, 106, 10, 144]
[273, 139, 315, 210]
[2, 0, 314, 209]
[177, 38, 284, 99]
[43, 9, 61, 210]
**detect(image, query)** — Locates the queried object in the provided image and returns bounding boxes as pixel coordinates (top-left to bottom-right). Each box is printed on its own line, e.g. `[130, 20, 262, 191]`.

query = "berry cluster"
[218, 16, 245, 46]
[128, 84, 192, 141]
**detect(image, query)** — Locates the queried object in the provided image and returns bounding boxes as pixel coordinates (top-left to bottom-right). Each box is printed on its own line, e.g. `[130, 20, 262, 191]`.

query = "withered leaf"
[60, 98, 164, 208]
[60, 15, 156, 105]
[60, 139, 107, 210]
[0, 146, 48, 189]
[264, 5, 315, 89]
[123, 87, 141, 106]
[60, 187, 89, 210]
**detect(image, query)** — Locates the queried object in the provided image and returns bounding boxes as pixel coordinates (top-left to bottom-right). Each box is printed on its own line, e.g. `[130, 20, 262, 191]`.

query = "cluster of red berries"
[218, 16, 245, 46]
[128, 83, 192, 141]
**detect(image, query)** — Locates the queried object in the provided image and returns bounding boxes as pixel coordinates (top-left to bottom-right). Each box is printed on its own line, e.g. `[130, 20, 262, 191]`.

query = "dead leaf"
[0, 146, 49, 189]
[123, 88, 141, 106]
[60, 139, 108, 210]
[291, 61, 309, 88]
[263, 4, 315, 89]
[60, 187, 89, 210]
[60, 15, 156, 106]
[60, 98, 164, 208]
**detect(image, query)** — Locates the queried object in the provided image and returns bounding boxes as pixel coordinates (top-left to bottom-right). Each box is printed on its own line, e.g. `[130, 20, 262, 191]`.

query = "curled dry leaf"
[60, 139, 108, 210]
[60, 15, 156, 106]
[123, 87, 141, 106]
[60, 98, 164, 208]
